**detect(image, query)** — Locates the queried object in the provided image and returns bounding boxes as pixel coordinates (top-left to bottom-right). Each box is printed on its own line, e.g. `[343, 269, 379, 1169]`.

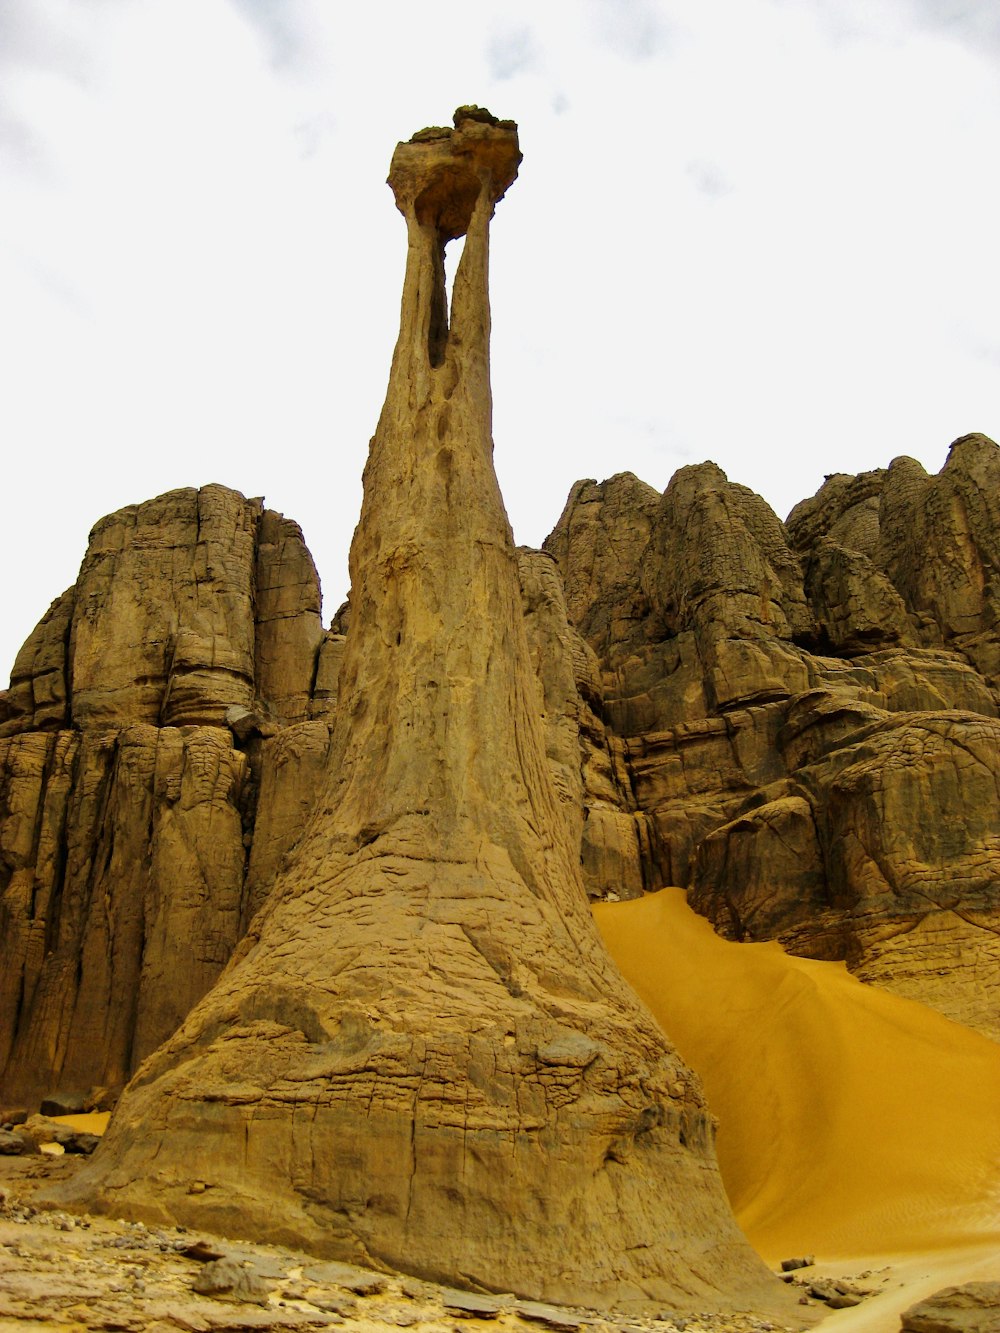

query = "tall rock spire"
[53, 110, 786, 1313]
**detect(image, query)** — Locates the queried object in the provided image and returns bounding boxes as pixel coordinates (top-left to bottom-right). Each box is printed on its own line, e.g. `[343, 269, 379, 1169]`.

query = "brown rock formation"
[546, 438, 1000, 1041]
[901, 1283, 1000, 1333]
[45, 109, 785, 1314]
[0, 725, 249, 1109]
[4, 101, 998, 1312]
[0, 487, 328, 1109]
[0, 504, 635, 1110]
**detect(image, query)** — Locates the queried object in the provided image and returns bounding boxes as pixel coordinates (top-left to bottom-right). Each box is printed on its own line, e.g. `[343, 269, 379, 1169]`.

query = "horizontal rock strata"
[545, 433, 1000, 1040]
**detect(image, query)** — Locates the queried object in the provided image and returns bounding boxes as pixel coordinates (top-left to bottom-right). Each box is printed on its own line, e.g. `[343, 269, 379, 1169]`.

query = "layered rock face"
[0, 486, 331, 1109]
[545, 434, 1000, 1041]
[0, 505, 634, 1117]
[44, 110, 783, 1314]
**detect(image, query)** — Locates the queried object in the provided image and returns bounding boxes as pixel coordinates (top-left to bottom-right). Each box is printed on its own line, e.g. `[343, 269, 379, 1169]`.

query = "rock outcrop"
[43, 109, 785, 1314]
[0, 518, 639, 1115]
[901, 1283, 1000, 1333]
[0, 486, 329, 1109]
[545, 434, 1000, 1041]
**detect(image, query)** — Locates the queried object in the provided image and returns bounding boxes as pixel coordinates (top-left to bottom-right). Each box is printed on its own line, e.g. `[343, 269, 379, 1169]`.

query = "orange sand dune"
[594, 889, 1000, 1264]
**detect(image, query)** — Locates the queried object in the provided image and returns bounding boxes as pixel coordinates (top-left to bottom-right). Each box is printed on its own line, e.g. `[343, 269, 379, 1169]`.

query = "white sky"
[2, 0, 998, 685]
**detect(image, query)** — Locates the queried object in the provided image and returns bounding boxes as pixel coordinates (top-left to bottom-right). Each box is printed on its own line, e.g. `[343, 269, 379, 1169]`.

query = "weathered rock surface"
[545, 435, 1000, 1041]
[901, 1283, 1000, 1333]
[0, 489, 327, 1109]
[0, 508, 636, 1113]
[46, 109, 787, 1315]
[1, 1154, 810, 1333]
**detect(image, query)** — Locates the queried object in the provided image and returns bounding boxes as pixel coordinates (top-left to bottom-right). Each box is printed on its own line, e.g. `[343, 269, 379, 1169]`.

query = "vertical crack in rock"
[49, 109, 788, 1315]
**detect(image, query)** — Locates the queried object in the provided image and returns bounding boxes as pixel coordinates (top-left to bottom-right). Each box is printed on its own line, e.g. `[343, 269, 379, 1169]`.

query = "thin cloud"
[0, 0, 103, 83]
[229, 0, 312, 69]
[0, 98, 47, 176]
[794, 0, 1000, 56]
[686, 159, 734, 200]
[907, 0, 1000, 53]
[293, 109, 337, 159]
[15, 249, 93, 320]
[487, 25, 538, 80]
[586, 0, 678, 61]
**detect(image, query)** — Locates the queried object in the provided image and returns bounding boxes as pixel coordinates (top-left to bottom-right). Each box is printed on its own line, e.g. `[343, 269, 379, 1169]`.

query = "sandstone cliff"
[545, 434, 1000, 1041]
[0, 520, 640, 1113]
[0, 486, 328, 1110]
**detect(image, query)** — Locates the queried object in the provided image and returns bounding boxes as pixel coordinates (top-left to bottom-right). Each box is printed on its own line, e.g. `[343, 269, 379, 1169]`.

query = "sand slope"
[594, 889, 1000, 1263]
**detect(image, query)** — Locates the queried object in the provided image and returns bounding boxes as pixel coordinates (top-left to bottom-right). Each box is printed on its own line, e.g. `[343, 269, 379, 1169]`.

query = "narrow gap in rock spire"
[428, 234, 449, 368]
[445, 233, 466, 324]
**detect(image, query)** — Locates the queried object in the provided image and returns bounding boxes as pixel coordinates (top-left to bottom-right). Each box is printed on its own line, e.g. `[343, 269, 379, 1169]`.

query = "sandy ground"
[594, 889, 1000, 1330]
[803, 1246, 1000, 1333]
[2, 890, 997, 1330]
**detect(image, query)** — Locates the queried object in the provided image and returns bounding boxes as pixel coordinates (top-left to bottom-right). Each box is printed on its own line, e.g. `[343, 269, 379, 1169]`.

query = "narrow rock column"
[54, 110, 784, 1314]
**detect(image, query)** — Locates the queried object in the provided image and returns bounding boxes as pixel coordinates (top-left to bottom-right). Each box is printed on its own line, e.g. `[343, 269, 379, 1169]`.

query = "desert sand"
[594, 889, 1000, 1260]
[595, 889, 1000, 1328]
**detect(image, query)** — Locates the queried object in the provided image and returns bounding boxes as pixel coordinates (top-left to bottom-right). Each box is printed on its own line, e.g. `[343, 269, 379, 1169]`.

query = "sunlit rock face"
[40, 110, 785, 1316]
[0, 485, 326, 1109]
[545, 433, 1000, 1042]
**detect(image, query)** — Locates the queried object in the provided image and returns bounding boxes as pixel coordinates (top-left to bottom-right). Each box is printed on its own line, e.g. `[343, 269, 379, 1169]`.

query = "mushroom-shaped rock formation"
[51, 110, 787, 1314]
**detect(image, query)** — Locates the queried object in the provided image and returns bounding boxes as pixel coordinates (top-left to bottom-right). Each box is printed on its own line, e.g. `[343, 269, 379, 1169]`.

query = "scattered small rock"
[827, 1293, 862, 1309]
[312, 1293, 358, 1315]
[0, 1129, 37, 1155]
[39, 1091, 87, 1117]
[385, 1306, 423, 1327]
[19, 1115, 99, 1154]
[191, 1255, 271, 1304]
[780, 1256, 815, 1272]
[64, 1131, 101, 1154]
[181, 1238, 228, 1262]
[441, 1287, 506, 1318]
[514, 1299, 586, 1330]
[804, 1277, 870, 1310]
[302, 1260, 388, 1295]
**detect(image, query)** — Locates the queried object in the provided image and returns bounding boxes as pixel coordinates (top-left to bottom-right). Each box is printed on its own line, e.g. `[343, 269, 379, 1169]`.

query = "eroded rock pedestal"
[49, 111, 782, 1313]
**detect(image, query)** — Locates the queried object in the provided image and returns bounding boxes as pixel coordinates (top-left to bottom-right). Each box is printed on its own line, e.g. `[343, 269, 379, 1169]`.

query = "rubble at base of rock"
[0, 1160, 812, 1333]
